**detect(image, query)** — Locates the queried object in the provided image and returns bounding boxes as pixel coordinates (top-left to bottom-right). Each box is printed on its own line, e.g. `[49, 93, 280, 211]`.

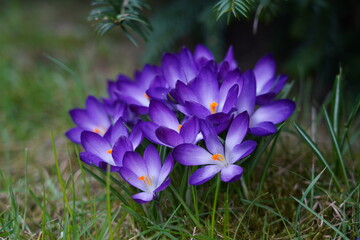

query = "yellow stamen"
[138, 175, 152, 186]
[144, 93, 150, 100]
[178, 124, 183, 131]
[210, 102, 218, 114]
[106, 149, 113, 154]
[212, 154, 225, 162]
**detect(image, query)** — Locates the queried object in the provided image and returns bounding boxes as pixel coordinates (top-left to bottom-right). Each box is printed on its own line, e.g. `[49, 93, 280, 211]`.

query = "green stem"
[211, 175, 221, 238]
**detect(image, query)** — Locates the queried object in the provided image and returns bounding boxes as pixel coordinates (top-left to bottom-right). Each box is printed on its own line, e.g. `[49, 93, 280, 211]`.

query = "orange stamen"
[106, 149, 113, 154]
[93, 128, 101, 134]
[138, 176, 145, 181]
[144, 93, 150, 100]
[138, 175, 152, 186]
[212, 154, 225, 162]
[178, 124, 183, 131]
[210, 102, 218, 114]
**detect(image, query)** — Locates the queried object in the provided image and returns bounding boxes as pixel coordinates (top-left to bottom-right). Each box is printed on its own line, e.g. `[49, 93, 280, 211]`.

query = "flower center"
[93, 127, 106, 135]
[106, 149, 113, 154]
[138, 174, 152, 186]
[212, 153, 225, 162]
[144, 93, 150, 100]
[209, 102, 218, 114]
[178, 124, 183, 131]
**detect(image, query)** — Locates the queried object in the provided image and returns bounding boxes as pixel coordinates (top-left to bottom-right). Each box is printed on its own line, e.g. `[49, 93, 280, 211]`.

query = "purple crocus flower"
[253, 54, 288, 105]
[236, 70, 295, 136]
[80, 119, 142, 170]
[141, 100, 200, 147]
[66, 96, 111, 144]
[119, 145, 174, 204]
[173, 112, 257, 185]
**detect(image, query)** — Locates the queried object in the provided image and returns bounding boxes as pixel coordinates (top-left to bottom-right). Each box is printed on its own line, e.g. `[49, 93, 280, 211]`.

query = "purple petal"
[179, 47, 198, 82]
[122, 151, 147, 176]
[191, 68, 218, 107]
[272, 74, 288, 94]
[157, 154, 174, 186]
[109, 119, 128, 146]
[81, 131, 114, 165]
[162, 53, 185, 88]
[228, 140, 257, 164]
[220, 165, 243, 182]
[155, 127, 183, 147]
[149, 100, 179, 130]
[219, 69, 242, 108]
[129, 104, 149, 115]
[249, 121, 277, 136]
[180, 116, 199, 144]
[253, 54, 276, 95]
[129, 121, 143, 148]
[132, 192, 154, 204]
[140, 121, 162, 145]
[189, 165, 222, 185]
[112, 136, 133, 166]
[250, 99, 296, 125]
[146, 87, 169, 100]
[119, 167, 147, 192]
[173, 144, 213, 166]
[200, 120, 224, 155]
[256, 93, 276, 105]
[184, 101, 211, 119]
[175, 81, 197, 104]
[225, 112, 249, 152]
[222, 46, 237, 70]
[236, 70, 256, 115]
[154, 178, 171, 193]
[194, 44, 215, 68]
[65, 127, 83, 144]
[69, 109, 93, 130]
[221, 84, 239, 113]
[143, 144, 162, 179]
[80, 152, 104, 167]
[86, 96, 111, 128]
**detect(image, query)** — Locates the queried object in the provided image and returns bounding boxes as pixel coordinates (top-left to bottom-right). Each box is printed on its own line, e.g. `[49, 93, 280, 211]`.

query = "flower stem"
[211, 175, 221, 238]
[155, 195, 163, 223]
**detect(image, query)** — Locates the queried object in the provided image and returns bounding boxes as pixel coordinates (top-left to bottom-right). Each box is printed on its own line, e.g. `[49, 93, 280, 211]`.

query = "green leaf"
[214, 0, 255, 20]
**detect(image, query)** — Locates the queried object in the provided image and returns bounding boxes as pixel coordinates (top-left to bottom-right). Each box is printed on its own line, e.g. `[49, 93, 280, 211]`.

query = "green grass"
[1, 1, 360, 239]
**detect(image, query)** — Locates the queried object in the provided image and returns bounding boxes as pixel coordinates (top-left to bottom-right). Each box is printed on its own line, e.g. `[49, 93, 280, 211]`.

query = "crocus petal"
[194, 44, 215, 68]
[119, 167, 147, 192]
[154, 178, 171, 193]
[146, 87, 169, 100]
[86, 96, 111, 127]
[65, 127, 83, 144]
[228, 140, 257, 164]
[236, 70, 256, 115]
[272, 74, 288, 94]
[256, 93, 276, 105]
[69, 109, 93, 129]
[189, 165, 222, 185]
[179, 47, 198, 82]
[140, 121, 162, 145]
[249, 121, 277, 136]
[184, 101, 211, 119]
[149, 100, 179, 130]
[157, 154, 174, 186]
[162, 53, 185, 88]
[253, 54, 276, 95]
[81, 131, 114, 165]
[221, 45, 237, 70]
[80, 152, 104, 167]
[109, 119, 128, 146]
[200, 120, 224, 155]
[112, 136, 133, 166]
[175, 81, 197, 104]
[180, 116, 199, 144]
[132, 192, 154, 204]
[129, 121, 143, 148]
[173, 144, 213, 166]
[225, 112, 249, 153]
[156, 127, 183, 147]
[122, 151, 147, 176]
[191, 68, 218, 107]
[221, 84, 239, 113]
[250, 99, 296, 126]
[143, 144, 162, 180]
[220, 165, 243, 182]
[129, 104, 149, 115]
[219, 69, 241, 109]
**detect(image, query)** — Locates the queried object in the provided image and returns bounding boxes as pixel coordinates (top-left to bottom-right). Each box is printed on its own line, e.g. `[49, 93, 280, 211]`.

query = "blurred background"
[1, 0, 359, 172]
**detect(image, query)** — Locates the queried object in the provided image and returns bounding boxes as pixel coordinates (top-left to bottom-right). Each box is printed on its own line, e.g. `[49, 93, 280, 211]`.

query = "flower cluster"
[66, 45, 295, 203]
